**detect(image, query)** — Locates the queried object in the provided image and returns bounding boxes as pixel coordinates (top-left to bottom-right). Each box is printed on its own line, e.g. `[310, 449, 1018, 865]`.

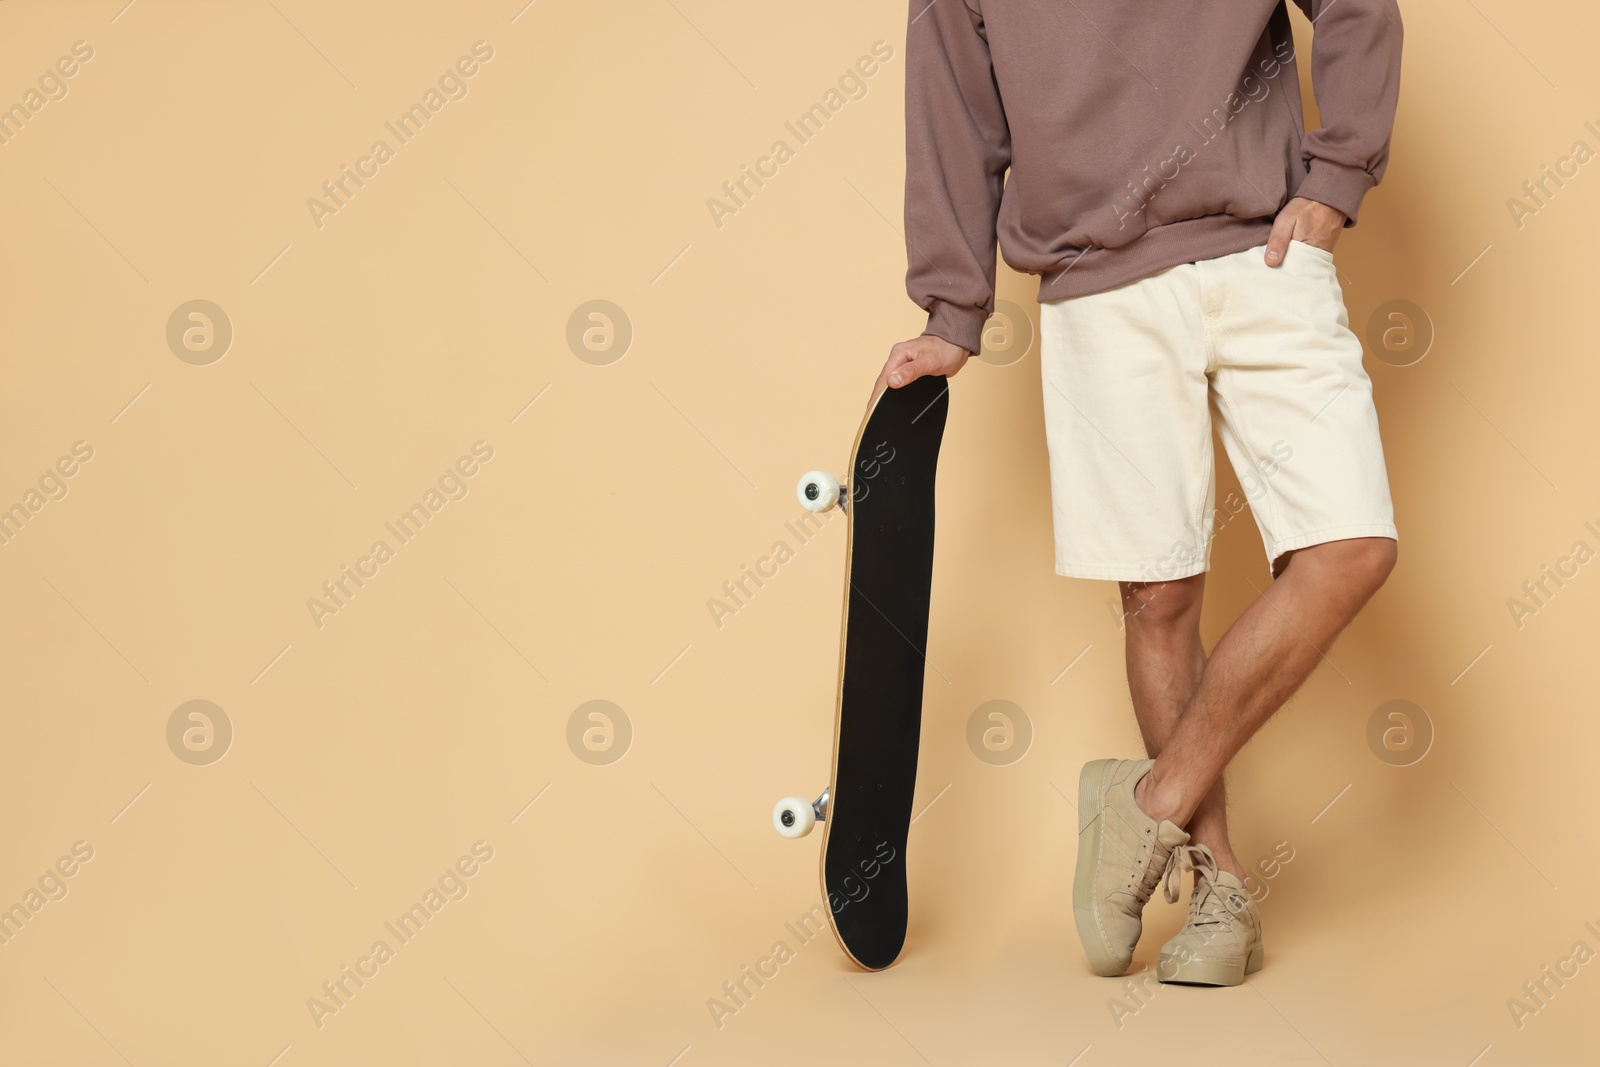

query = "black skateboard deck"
[819, 374, 949, 970]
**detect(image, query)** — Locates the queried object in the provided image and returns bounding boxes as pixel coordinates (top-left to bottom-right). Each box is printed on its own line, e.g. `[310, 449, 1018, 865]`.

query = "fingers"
[1263, 212, 1296, 267]
[1266, 198, 1346, 264]
[872, 335, 971, 405]
[887, 345, 925, 389]
[870, 345, 918, 403]
[874, 340, 937, 398]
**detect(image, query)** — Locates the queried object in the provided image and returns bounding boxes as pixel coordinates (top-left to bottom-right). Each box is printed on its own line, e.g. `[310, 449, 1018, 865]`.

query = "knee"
[1292, 537, 1395, 596]
[1353, 537, 1398, 593]
[1120, 576, 1204, 633]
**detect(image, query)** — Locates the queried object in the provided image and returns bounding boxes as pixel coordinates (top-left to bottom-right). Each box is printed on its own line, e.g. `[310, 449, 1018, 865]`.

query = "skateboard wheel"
[773, 796, 816, 838]
[796, 471, 841, 514]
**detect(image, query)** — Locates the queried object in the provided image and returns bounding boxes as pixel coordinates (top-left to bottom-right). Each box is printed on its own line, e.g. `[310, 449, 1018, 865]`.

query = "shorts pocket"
[1288, 238, 1335, 264]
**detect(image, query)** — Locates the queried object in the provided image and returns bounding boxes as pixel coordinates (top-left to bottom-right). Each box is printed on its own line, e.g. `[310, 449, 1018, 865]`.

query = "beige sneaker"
[1157, 846, 1264, 986]
[1072, 758, 1190, 977]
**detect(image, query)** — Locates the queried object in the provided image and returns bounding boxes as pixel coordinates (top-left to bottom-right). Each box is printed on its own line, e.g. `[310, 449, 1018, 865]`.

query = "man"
[878, 1, 1402, 986]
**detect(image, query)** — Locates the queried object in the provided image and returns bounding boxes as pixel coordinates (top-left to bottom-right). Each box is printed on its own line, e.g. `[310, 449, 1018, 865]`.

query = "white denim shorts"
[1040, 239, 1396, 583]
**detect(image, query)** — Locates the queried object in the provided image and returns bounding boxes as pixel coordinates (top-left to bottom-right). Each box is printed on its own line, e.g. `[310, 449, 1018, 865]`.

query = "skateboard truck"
[796, 471, 847, 514]
[772, 788, 828, 839]
[773, 466, 844, 842]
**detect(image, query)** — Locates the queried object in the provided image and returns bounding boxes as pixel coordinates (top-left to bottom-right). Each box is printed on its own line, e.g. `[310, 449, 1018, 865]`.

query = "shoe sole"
[1157, 943, 1264, 987]
[1072, 758, 1130, 977]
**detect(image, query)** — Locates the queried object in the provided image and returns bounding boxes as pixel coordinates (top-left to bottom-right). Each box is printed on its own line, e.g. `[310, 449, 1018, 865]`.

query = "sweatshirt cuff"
[1297, 158, 1378, 227]
[924, 300, 989, 356]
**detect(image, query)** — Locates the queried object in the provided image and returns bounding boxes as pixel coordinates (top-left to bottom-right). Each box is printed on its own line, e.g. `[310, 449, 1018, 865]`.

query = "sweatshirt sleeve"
[904, 0, 1011, 355]
[1291, 0, 1403, 226]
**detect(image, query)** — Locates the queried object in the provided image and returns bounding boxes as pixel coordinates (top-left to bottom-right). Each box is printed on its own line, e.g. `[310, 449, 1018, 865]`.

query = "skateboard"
[771, 373, 949, 970]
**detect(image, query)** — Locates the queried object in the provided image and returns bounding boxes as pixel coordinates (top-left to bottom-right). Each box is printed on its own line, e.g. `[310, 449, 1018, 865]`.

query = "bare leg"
[1120, 574, 1246, 881]
[1135, 538, 1397, 827]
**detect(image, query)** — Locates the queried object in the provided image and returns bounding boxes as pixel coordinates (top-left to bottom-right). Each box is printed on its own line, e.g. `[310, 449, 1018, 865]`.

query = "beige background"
[1, 1, 1597, 1064]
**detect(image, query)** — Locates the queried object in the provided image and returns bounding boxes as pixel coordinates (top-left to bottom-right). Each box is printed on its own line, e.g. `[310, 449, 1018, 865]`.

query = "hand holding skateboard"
[871, 333, 970, 405]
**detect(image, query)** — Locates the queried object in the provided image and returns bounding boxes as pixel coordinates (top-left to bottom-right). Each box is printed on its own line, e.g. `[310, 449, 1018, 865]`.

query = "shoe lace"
[1167, 844, 1253, 927]
[1129, 831, 1188, 905]
[1127, 833, 1170, 905]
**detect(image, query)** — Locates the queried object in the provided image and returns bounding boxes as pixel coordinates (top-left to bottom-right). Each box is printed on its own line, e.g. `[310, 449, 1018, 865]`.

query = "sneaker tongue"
[1213, 870, 1247, 891]
[1155, 820, 1190, 848]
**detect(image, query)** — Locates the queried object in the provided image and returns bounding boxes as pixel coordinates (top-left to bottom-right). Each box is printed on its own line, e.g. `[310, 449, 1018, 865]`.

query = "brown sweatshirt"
[905, 0, 1403, 354]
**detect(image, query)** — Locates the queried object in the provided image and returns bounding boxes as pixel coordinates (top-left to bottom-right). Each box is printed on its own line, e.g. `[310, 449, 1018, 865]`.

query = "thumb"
[886, 349, 928, 389]
[1263, 213, 1296, 267]
[872, 348, 920, 403]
